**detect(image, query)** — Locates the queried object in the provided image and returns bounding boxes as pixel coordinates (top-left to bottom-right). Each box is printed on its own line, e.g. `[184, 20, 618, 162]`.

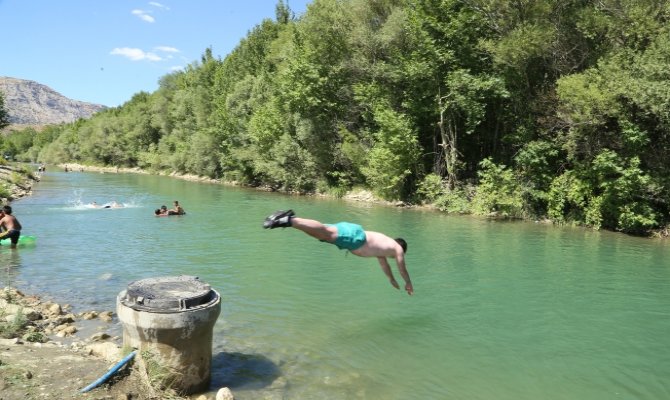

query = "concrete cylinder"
[116, 275, 221, 394]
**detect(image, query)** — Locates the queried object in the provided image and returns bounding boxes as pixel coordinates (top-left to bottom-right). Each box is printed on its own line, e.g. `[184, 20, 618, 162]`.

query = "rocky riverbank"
[0, 164, 236, 399]
[0, 163, 40, 202]
[0, 287, 236, 400]
[0, 287, 149, 399]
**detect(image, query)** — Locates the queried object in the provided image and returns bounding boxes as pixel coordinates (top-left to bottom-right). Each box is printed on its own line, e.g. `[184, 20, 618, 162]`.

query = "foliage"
[0, 91, 10, 130]
[7, 0, 670, 235]
[0, 308, 26, 339]
[547, 151, 661, 233]
[138, 349, 186, 399]
[471, 158, 524, 218]
[434, 186, 472, 214]
[362, 104, 421, 199]
[23, 331, 47, 343]
[0, 183, 11, 199]
[416, 173, 445, 203]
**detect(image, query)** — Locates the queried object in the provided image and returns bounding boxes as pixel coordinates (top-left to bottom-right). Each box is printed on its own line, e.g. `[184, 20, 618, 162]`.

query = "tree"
[0, 91, 10, 129]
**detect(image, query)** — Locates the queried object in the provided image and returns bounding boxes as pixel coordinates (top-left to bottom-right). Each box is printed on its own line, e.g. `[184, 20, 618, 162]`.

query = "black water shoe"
[263, 210, 295, 229]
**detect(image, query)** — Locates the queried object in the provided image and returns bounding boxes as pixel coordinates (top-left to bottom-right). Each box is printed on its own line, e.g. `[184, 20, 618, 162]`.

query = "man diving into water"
[263, 210, 413, 295]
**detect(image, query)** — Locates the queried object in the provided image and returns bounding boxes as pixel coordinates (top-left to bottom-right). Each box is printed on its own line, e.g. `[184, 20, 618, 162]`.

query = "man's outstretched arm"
[394, 252, 413, 295]
[377, 257, 400, 290]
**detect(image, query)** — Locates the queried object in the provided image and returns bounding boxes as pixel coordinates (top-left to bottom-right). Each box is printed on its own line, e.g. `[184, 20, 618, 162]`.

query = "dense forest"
[2, 0, 669, 235]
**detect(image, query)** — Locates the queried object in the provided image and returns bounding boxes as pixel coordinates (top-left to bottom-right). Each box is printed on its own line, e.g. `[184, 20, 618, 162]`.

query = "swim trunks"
[0, 229, 21, 245]
[326, 222, 367, 251]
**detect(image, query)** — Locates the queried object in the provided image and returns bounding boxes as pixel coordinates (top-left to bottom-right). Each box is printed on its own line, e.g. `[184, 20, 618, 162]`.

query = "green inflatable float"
[0, 235, 36, 247]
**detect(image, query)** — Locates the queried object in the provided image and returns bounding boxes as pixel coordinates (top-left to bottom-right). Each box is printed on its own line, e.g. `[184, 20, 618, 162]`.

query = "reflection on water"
[4, 171, 670, 400]
[0, 249, 22, 289]
[210, 351, 281, 391]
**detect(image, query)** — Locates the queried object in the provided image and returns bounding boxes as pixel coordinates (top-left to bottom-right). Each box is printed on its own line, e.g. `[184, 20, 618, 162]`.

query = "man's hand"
[405, 282, 413, 296]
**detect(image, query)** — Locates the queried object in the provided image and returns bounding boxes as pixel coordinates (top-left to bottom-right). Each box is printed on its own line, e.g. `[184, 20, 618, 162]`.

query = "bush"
[434, 186, 472, 214]
[416, 173, 445, 203]
[471, 158, 524, 218]
[0, 309, 27, 339]
[547, 151, 660, 233]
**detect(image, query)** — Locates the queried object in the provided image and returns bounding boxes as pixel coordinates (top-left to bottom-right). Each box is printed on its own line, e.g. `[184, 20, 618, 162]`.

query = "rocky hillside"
[0, 76, 106, 126]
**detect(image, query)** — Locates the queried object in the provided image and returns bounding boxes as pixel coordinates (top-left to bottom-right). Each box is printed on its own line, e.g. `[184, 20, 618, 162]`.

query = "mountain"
[0, 76, 106, 127]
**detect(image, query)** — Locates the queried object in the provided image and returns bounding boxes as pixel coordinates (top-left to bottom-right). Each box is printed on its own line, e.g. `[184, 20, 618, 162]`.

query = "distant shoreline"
[57, 162, 411, 208]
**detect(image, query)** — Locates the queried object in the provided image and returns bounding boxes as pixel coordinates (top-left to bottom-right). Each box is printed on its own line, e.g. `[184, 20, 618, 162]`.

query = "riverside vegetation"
[1, 0, 669, 237]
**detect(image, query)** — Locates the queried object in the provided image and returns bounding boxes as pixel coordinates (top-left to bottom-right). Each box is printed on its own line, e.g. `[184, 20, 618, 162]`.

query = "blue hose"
[80, 350, 137, 393]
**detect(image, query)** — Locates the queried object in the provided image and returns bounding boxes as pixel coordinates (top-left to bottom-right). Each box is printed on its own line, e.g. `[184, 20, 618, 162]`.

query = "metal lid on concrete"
[120, 275, 218, 312]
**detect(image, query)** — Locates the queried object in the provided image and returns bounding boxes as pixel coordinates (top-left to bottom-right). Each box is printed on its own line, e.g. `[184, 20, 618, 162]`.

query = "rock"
[216, 387, 235, 400]
[44, 302, 62, 317]
[56, 325, 77, 337]
[89, 332, 111, 342]
[99, 311, 114, 322]
[80, 311, 98, 320]
[0, 287, 23, 300]
[23, 309, 41, 321]
[1, 303, 40, 321]
[85, 342, 120, 363]
[60, 325, 77, 334]
[52, 315, 75, 325]
[62, 313, 77, 322]
[194, 395, 210, 400]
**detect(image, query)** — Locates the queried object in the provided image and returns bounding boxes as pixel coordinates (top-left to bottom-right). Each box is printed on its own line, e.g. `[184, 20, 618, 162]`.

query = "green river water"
[2, 171, 669, 399]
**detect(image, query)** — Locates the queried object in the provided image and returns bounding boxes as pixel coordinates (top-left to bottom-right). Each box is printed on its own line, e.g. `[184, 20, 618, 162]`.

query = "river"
[2, 170, 669, 399]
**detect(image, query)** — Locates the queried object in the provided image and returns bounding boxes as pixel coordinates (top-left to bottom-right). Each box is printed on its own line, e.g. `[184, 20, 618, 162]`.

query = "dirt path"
[0, 339, 147, 400]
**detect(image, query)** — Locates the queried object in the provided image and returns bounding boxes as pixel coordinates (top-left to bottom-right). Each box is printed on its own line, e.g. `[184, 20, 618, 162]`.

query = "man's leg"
[290, 218, 338, 242]
[7, 231, 18, 249]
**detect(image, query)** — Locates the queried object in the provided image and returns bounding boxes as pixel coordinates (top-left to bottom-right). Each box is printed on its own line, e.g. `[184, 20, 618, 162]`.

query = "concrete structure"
[117, 275, 221, 394]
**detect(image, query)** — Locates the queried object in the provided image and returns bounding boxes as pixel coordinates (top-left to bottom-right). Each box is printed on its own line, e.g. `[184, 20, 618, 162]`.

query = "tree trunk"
[438, 95, 458, 189]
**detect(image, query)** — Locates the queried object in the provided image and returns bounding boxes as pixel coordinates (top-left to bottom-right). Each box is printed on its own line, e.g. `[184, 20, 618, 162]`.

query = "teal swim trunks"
[326, 222, 367, 251]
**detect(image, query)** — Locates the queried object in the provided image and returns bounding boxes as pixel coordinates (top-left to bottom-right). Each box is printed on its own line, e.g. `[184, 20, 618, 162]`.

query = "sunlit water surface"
[2, 171, 669, 399]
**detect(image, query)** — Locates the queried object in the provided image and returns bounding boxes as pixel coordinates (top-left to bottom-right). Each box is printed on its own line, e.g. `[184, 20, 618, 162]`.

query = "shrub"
[416, 173, 445, 203]
[471, 158, 524, 218]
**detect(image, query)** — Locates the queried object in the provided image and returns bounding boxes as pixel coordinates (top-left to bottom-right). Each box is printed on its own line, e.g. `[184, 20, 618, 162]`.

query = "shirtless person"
[263, 210, 413, 295]
[170, 200, 185, 215]
[0, 205, 22, 248]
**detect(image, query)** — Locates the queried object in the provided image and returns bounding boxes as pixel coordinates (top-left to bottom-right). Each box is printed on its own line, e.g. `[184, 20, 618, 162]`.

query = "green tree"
[362, 104, 421, 199]
[0, 91, 10, 129]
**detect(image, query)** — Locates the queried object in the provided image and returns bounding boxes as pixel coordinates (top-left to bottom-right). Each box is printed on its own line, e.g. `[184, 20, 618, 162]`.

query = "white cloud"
[154, 46, 179, 53]
[170, 65, 184, 72]
[149, 2, 170, 10]
[132, 9, 155, 23]
[110, 47, 163, 62]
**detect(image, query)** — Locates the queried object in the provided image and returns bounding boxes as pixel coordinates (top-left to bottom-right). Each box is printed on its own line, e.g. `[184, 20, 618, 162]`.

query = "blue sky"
[0, 1, 311, 107]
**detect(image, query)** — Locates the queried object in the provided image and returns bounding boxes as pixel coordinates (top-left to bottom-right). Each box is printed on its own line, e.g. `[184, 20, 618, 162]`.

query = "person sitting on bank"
[263, 210, 413, 295]
[0, 205, 23, 249]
